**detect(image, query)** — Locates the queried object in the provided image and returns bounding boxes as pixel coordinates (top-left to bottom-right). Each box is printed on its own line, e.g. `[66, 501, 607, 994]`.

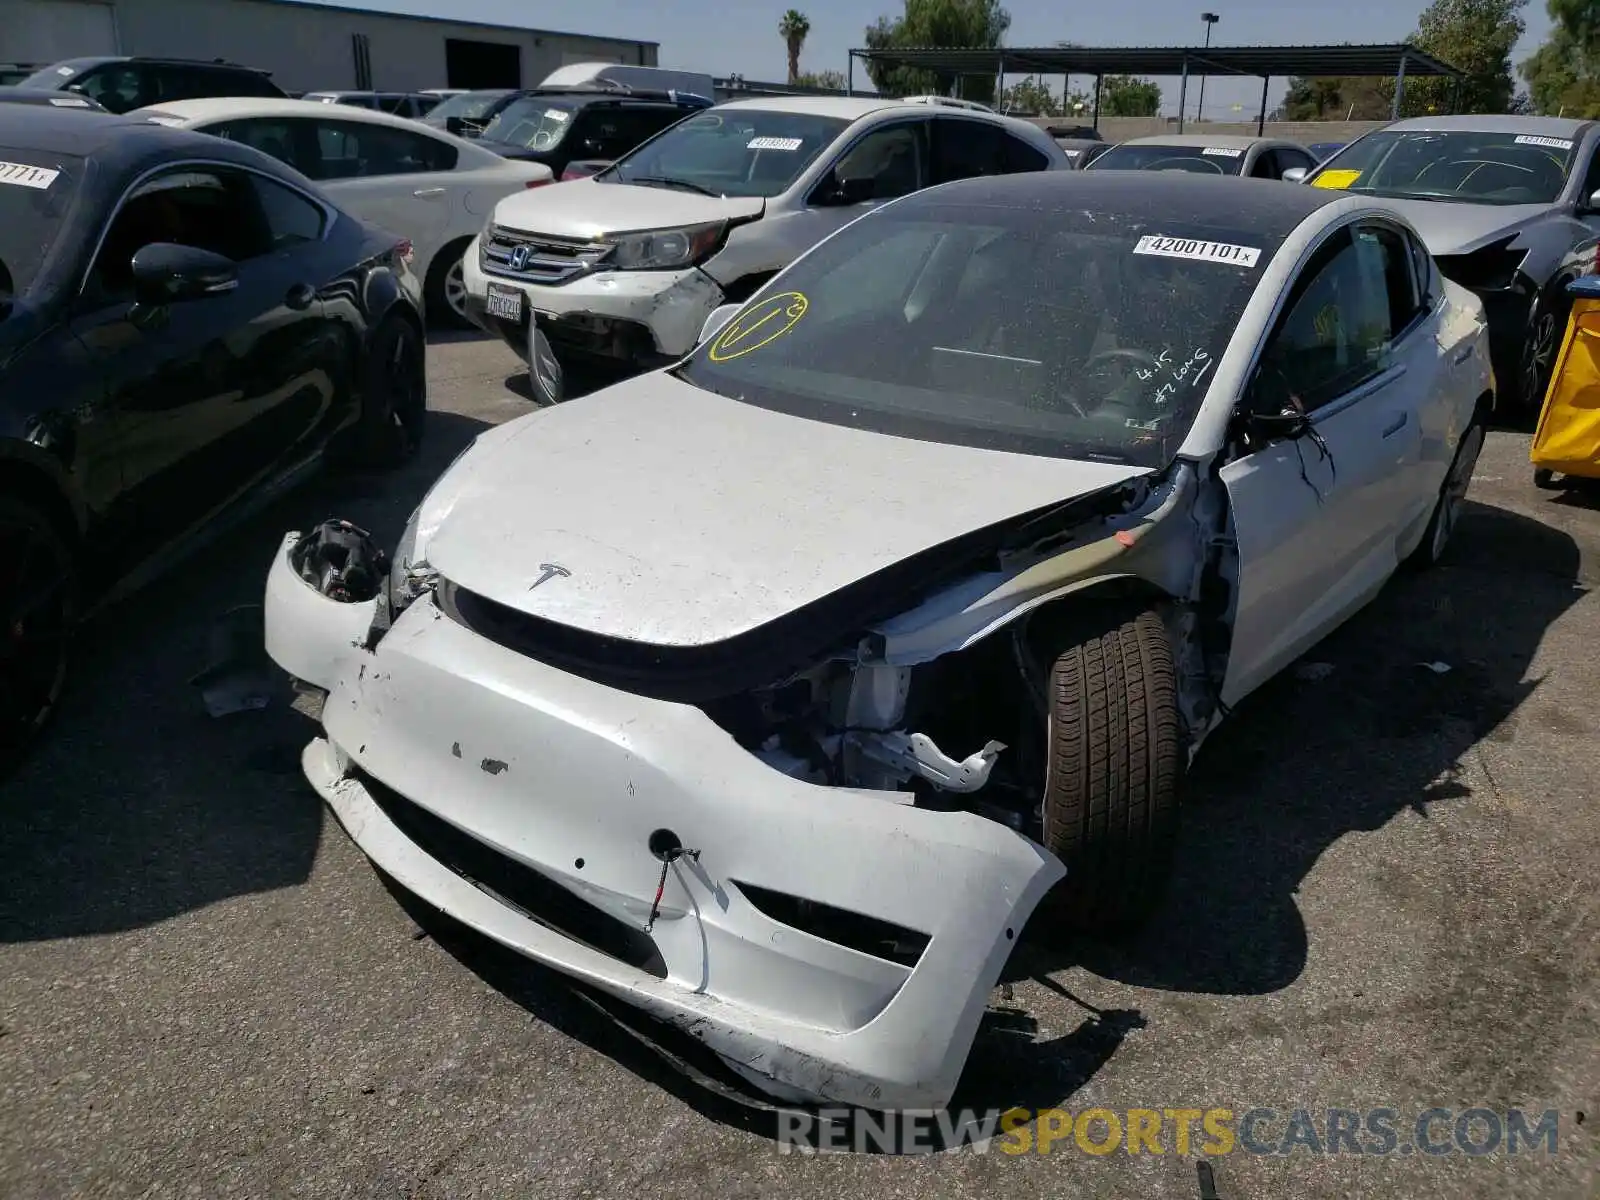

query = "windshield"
[1087, 143, 1247, 175]
[422, 90, 510, 127]
[676, 200, 1280, 468]
[1311, 130, 1577, 204]
[605, 108, 848, 198]
[479, 97, 576, 150]
[0, 147, 81, 303]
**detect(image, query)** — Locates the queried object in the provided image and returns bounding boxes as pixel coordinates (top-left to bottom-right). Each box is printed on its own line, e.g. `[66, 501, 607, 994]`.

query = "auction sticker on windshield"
[0, 161, 59, 190]
[708, 291, 808, 361]
[1134, 235, 1260, 268]
[748, 137, 804, 151]
[1515, 134, 1573, 150]
[1202, 147, 1244, 157]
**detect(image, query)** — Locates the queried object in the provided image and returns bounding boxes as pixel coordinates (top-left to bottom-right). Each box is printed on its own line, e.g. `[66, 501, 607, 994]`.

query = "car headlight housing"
[606, 222, 725, 270]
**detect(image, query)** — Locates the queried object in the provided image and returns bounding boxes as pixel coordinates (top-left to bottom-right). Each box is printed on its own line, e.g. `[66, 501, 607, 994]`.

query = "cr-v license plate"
[486, 283, 523, 322]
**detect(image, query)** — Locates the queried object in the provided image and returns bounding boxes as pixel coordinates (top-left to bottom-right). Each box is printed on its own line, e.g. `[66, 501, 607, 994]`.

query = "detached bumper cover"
[264, 535, 1063, 1110]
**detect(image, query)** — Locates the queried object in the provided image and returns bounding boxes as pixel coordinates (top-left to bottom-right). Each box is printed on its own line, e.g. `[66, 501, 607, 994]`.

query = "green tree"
[1100, 74, 1162, 117]
[795, 68, 849, 90]
[780, 10, 812, 87]
[1000, 75, 1059, 114]
[1522, 0, 1600, 115]
[863, 0, 1011, 103]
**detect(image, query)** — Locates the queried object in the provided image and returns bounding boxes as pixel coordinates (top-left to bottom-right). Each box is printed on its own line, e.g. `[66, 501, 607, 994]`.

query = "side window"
[1360, 223, 1421, 337]
[1249, 150, 1279, 179]
[74, 64, 156, 113]
[308, 120, 459, 179]
[83, 168, 277, 306]
[1253, 228, 1394, 413]
[249, 175, 325, 247]
[932, 117, 1007, 183]
[594, 108, 681, 158]
[1408, 230, 1435, 309]
[205, 118, 307, 175]
[1581, 145, 1600, 207]
[1280, 149, 1316, 174]
[826, 121, 927, 201]
[1002, 133, 1050, 173]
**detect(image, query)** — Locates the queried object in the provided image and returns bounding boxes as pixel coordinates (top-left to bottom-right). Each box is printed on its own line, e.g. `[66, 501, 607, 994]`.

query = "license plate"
[486, 283, 523, 322]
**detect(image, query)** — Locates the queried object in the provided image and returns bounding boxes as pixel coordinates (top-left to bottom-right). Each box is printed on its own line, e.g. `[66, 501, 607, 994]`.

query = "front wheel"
[0, 496, 78, 772]
[424, 242, 473, 330]
[1037, 604, 1185, 935]
[1518, 293, 1566, 413]
[338, 316, 426, 468]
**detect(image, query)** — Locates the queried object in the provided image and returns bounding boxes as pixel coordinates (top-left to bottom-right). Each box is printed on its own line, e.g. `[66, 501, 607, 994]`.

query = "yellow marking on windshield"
[1313, 168, 1362, 190]
[708, 291, 809, 362]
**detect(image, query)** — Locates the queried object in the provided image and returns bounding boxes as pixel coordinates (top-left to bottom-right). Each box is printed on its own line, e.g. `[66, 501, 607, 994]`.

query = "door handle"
[284, 283, 317, 311]
[413, 187, 446, 197]
[1381, 412, 1408, 438]
[1451, 344, 1473, 364]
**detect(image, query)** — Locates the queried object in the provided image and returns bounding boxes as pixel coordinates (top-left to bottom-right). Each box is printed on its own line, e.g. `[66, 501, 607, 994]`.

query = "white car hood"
[417, 376, 1150, 647]
[1373, 199, 1554, 257]
[491, 178, 765, 239]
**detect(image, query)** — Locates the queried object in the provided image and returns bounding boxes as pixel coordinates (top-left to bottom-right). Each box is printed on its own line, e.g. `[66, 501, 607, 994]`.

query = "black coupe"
[0, 105, 427, 763]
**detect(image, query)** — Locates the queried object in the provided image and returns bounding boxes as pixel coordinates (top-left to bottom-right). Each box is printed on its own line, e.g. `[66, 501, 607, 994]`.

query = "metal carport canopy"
[845, 43, 1467, 133]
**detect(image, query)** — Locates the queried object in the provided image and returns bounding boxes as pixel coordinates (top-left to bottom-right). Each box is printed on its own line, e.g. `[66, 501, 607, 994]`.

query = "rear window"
[0, 147, 83, 301]
[677, 199, 1282, 468]
[605, 108, 849, 198]
[1088, 143, 1248, 175]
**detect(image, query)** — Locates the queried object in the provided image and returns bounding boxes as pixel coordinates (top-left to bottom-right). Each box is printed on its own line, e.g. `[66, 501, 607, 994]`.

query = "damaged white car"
[263, 170, 1491, 1112]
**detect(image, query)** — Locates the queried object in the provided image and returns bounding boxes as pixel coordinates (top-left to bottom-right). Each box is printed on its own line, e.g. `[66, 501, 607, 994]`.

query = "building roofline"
[251, 0, 660, 47]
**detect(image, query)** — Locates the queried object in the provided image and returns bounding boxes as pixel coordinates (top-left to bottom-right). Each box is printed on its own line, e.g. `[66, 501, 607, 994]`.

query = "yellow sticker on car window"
[708, 291, 809, 362]
[1313, 168, 1362, 190]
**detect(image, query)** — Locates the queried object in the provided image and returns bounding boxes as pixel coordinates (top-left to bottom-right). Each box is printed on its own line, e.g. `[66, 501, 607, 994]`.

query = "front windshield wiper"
[620, 175, 721, 197]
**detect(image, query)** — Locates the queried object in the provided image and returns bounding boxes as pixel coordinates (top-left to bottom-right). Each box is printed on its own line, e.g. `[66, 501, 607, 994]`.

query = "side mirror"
[1281, 166, 1309, 184]
[699, 302, 742, 346]
[130, 243, 238, 305]
[815, 172, 876, 206]
[1585, 187, 1600, 211]
[1245, 405, 1312, 441]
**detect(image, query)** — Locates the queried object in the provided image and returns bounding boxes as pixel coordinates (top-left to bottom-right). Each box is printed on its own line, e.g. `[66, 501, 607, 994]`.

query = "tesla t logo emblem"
[529, 562, 570, 591]
[508, 245, 533, 271]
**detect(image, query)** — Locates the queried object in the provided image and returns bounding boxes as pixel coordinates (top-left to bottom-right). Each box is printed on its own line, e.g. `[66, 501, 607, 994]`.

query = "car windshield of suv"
[422, 89, 509, 129]
[478, 97, 577, 150]
[604, 108, 848, 198]
[0, 147, 81, 306]
[1087, 143, 1248, 175]
[1311, 130, 1578, 204]
[676, 198, 1280, 468]
[17, 61, 92, 90]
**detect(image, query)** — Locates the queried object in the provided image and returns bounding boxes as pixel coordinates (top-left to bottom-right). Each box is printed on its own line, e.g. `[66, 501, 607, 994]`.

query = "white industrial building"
[4, 0, 659, 92]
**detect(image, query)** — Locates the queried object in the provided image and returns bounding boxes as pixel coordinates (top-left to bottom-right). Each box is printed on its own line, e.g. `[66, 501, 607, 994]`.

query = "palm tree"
[779, 10, 811, 86]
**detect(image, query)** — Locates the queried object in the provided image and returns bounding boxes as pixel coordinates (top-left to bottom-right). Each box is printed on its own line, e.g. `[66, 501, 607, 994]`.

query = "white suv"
[461, 96, 1070, 394]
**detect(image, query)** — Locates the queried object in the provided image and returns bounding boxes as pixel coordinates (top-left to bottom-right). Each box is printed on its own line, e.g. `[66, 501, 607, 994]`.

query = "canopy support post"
[1392, 51, 1408, 120]
[1093, 72, 1103, 130]
[1177, 54, 1189, 132]
[1258, 74, 1269, 135]
[847, 51, 854, 96]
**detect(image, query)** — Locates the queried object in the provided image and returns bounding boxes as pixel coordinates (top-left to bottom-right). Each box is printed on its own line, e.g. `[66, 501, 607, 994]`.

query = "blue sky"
[315, 0, 1555, 116]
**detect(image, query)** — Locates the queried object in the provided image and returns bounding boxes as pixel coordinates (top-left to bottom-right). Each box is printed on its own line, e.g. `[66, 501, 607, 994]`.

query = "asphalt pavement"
[0, 329, 1596, 1199]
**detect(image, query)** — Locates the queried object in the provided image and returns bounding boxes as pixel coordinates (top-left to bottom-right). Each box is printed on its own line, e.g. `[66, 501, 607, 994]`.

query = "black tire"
[338, 315, 426, 469]
[1408, 422, 1485, 570]
[0, 496, 78, 772]
[423, 240, 473, 330]
[1518, 290, 1567, 413]
[1038, 605, 1184, 935]
[1533, 467, 1561, 490]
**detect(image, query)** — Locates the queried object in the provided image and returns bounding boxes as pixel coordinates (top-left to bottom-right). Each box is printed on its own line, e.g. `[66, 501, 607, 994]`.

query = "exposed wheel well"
[424, 236, 473, 289]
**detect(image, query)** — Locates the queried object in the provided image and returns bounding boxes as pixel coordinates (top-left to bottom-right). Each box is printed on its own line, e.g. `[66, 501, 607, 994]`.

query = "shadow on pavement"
[0, 410, 489, 944]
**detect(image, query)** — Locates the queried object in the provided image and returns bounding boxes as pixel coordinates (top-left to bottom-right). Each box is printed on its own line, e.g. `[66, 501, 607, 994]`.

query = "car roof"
[132, 96, 446, 130]
[709, 96, 900, 120]
[1383, 113, 1593, 138]
[907, 169, 1344, 235]
[1121, 133, 1277, 149]
[40, 55, 268, 73]
[0, 102, 276, 167]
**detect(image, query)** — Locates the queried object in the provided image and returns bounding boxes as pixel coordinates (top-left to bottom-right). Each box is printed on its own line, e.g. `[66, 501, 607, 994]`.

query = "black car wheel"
[424, 240, 474, 330]
[1519, 294, 1565, 412]
[0, 496, 77, 769]
[344, 316, 426, 467]
[1037, 604, 1184, 936]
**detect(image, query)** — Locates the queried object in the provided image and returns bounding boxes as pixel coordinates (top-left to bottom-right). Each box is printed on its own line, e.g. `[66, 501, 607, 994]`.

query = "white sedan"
[133, 97, 553, 326]
[262, 171, 1491, 1111]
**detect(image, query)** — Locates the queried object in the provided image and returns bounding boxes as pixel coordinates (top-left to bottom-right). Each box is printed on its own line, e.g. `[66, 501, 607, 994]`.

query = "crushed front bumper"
[263, 532, 1063, 1110]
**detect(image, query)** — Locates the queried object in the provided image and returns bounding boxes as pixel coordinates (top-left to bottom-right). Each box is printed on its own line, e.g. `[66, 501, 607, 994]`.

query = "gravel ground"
[1, 329, 1595, 1199]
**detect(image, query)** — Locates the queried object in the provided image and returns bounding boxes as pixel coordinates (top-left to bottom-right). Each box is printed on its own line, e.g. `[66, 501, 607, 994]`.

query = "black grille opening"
[358, 770, 668, 979]
[732, 881, 929, 968]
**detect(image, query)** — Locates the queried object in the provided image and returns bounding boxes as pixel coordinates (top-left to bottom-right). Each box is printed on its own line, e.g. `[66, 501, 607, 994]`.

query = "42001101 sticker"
[0, 161, 60, 191]
[1133, 235, 1260, 268]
